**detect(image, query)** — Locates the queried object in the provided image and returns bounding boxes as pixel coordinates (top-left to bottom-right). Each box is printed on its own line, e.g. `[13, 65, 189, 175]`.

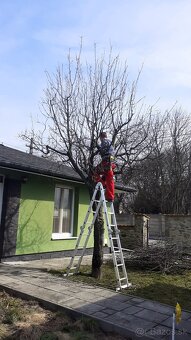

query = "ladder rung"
[114, 250, 120, 253]
[119, 277, 127, 281]
[111, 237, 118, 240]
[116, 264, 123, 267]
[70, 266, 77, 270]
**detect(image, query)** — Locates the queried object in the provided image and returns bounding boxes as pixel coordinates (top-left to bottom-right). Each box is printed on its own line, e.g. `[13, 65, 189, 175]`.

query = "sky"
[1, 0, 191, 151]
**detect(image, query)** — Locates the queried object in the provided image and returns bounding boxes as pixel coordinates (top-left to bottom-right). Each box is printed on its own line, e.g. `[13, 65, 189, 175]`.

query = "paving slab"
[138, 300, 174, 316]
[0, 261, 191, 340]
[135, 309, 169, 324]
[162, 316, 191, 334]
[106, 312, 157, 335]
[122, 305, 145, 315]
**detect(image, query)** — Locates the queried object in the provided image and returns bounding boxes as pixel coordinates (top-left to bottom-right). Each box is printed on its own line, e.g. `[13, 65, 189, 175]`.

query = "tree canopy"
[22, 45, 157, 186]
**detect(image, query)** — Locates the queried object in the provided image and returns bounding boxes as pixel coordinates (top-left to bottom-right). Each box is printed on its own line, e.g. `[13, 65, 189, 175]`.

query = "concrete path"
[0, 258, 191, 339]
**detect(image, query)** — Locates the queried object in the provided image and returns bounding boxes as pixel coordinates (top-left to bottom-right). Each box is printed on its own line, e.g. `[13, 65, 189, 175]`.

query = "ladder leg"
[103, 200, 131, 291]
[65, 183, 103, 276]
[65, 182, 132, 291]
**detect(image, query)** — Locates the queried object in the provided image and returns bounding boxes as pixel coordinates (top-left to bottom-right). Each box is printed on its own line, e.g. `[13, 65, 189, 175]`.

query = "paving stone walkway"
[0, 259, 191, 339]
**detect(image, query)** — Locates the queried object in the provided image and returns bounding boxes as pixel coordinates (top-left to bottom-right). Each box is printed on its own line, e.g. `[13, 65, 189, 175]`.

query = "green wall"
[0, 168, 108, 257]
[16, 174, 92, 255]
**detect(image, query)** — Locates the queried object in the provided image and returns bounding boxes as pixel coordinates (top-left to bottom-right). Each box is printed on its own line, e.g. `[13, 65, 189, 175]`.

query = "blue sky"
[1, 0, 191, 150]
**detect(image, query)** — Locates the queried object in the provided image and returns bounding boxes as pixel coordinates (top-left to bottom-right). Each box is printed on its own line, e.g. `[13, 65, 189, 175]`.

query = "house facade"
[0, 144, 135, 261]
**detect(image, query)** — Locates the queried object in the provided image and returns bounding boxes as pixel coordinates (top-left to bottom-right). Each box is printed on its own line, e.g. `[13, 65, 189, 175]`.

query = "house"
[0, 144, 135, 261]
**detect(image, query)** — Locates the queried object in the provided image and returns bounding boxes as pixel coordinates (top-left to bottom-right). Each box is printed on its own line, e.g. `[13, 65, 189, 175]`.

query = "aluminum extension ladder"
[65, 182, 131, 291]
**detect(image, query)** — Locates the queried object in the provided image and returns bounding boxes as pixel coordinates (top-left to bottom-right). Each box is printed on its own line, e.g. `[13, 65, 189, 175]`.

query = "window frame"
[52, 184, 75, 240]
[0, 175, 4, 224]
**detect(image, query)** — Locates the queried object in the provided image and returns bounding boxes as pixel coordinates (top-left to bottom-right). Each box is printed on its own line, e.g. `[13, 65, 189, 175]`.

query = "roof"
[0, 144, 136, 193]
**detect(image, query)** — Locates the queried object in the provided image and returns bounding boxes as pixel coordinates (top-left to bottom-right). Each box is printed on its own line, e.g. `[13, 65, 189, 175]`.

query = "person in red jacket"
[93, 132, 116, 202]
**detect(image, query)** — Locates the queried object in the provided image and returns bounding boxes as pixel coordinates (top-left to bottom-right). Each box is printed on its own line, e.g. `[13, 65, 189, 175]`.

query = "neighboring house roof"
[0, 144, 136, 193]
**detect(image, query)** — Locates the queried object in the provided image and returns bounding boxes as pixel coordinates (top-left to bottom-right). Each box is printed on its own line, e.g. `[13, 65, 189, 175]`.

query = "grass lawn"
[51, 261, 191, 311]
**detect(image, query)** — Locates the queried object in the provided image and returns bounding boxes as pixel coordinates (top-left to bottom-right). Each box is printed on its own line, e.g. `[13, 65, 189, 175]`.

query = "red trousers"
[94, 160, 116, 201]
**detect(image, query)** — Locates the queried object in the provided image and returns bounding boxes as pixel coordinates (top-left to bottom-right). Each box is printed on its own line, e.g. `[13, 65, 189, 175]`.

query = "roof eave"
[0, 163, 136, 193]
[0, 163, 83, 184]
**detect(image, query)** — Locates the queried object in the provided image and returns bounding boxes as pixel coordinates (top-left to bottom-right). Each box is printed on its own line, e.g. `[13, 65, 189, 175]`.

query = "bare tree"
[131, 109, 191, 214]
[21, 44, 156, 278]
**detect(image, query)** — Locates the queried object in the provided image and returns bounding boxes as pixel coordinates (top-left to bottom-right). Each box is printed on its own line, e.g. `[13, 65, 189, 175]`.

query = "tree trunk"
[91, 207, 104, 279]
[88, 183, 105, 279]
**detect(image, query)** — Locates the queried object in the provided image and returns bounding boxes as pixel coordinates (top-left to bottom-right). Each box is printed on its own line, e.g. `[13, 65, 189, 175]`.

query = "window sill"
[51, 234, 77, 240]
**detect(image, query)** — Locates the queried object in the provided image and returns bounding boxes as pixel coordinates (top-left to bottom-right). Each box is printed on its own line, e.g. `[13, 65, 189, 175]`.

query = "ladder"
[65, 182, 131, 291]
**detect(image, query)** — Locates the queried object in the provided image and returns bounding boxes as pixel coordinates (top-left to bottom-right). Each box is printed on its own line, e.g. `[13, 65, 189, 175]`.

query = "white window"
[52, 186, 75, 239]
